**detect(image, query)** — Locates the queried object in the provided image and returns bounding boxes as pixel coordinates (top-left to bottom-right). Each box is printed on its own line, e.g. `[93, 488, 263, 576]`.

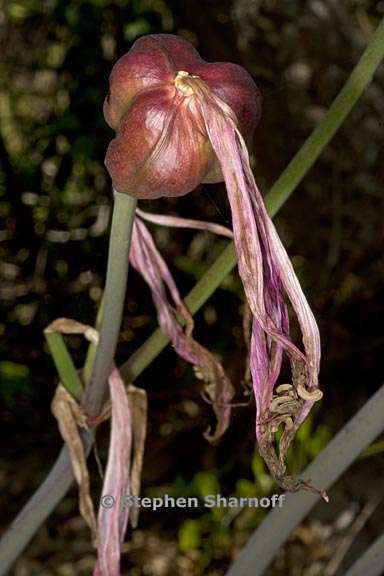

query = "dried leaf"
[127, 384, 147, 528]
[45, 317, 98, 344]
[51, 385, 97, 537]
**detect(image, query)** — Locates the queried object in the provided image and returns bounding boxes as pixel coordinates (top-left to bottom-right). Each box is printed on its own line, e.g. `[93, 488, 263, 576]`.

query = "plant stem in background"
[343, 532, 384, 576]
[224, 382, 384, 576]
[0, 16, 384, 574]
[82, 191, 137, 417]
[0, 432, 95, 576]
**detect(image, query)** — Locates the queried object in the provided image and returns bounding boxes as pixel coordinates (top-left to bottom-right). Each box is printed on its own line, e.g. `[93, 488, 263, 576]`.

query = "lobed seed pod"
[104, 34, 261, 199]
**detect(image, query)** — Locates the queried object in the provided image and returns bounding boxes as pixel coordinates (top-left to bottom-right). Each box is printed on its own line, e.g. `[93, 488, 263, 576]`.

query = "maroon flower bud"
[104, 34, 261, 199]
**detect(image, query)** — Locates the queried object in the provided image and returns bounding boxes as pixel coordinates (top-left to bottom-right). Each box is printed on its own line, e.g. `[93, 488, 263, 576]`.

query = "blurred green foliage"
[0, 360, 31, 407]
[144, 415, 330, 565]
[179, 418, 329, 563]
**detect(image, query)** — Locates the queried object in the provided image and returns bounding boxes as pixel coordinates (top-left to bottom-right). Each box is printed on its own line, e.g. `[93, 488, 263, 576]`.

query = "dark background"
[1, 1, 384, 574]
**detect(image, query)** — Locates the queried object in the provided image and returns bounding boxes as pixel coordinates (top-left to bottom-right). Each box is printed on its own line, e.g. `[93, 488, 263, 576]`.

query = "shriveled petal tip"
[193, 82, 324, 494]
[129, 217, 234, 441]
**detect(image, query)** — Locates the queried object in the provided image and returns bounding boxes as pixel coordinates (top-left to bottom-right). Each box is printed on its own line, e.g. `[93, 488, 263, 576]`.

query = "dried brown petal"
[45, 317, 98, 343]
[51, 385, 97, 537]
[127, 384, 148, 529]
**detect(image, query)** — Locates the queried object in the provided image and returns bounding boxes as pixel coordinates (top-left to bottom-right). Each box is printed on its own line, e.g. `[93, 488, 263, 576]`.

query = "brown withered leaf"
[51, 385, 97, 538]
[44, 317, 98, 344]
[127, 384, 148, 529]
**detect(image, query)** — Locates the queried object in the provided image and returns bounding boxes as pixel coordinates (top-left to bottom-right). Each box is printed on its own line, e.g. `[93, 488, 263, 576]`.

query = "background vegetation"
[0, 0, 383, 574]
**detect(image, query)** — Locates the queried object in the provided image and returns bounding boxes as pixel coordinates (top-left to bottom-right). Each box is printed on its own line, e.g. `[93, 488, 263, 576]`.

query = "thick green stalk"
[82, 191, 137, 417]
[1, 17, 384, 574]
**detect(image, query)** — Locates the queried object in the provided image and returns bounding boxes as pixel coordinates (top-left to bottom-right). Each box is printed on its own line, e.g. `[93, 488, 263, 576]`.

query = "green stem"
[225, 382, 384, 576]
[344, 532, 384, 576]
[1, 17, 384, 574]
[44, 331, 83, 399]
[82, 191, 137, 417]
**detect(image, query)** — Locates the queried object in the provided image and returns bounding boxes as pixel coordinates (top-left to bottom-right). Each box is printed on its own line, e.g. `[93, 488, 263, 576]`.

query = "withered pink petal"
[194, 87, 323, 492]
[130, 218, 191, 328]
[93, 367, 132, 576]
[129, 218, 234, 441]
[200, 92, 320, 380]
[135, 207, 233, 239]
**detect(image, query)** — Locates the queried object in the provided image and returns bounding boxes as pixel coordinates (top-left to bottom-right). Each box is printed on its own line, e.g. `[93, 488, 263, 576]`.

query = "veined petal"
[129, 218, 234, 441]
[194, 84, 324, 496]
[94, 368, 132, 576]
[136, 207, 233, 239]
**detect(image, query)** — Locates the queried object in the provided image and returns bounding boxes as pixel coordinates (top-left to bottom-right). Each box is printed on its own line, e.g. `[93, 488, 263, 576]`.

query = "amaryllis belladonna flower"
[104, 34, 325, 497]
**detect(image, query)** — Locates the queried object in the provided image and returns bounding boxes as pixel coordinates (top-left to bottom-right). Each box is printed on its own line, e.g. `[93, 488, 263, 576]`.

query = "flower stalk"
[82, 190, 137, 418]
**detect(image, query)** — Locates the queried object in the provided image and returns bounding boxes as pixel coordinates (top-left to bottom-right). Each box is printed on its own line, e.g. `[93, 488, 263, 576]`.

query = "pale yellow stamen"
[174, 70, 199, 96]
